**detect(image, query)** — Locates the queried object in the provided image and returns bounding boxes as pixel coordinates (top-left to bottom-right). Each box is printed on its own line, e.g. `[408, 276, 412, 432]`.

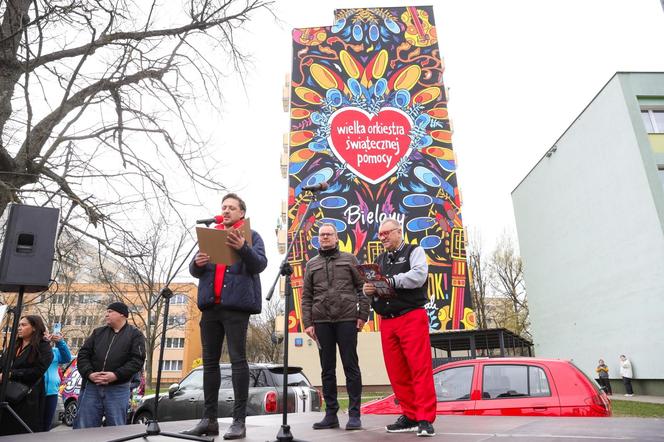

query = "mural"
[287, 6, 474, 333]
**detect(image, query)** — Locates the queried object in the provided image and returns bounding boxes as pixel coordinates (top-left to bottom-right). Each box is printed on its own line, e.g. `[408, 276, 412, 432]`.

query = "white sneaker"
[624, 394, 633, 397]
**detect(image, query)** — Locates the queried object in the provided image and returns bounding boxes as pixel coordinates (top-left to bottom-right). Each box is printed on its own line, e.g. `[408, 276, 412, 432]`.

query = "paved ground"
[2, 412, 664, 442]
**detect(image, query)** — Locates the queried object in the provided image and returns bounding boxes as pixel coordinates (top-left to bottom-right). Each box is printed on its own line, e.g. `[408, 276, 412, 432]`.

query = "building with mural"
[283, 6, 474, 386]
[512, 72, 664, 394]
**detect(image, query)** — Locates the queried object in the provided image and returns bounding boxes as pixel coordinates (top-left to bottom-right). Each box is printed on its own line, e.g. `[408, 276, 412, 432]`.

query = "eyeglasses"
[378, 228, 399, 238]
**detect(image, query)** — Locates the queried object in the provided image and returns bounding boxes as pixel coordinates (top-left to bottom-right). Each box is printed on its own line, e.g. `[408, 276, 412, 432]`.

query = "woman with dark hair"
[0, 315, 53, 434]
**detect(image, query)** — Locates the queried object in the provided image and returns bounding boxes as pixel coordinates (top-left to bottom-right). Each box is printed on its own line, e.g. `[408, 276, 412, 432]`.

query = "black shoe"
[181, 418, 219, 436]
[223, 419, 246, 440]
[345, 415, 362, 430]
[312, 414, 340, 429]
[385, 415, 418, 433]
[417, 421, 435, 437]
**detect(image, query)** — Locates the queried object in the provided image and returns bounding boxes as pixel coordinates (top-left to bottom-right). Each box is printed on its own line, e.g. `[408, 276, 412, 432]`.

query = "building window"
[162, 360, 183, 371]
[78, 293, 100, 304]
[171, 294, 188, 305]
[641, 110, 664, 133]
[74, 315, 96, 326]
[167, 315, 186, 327]
[165, 337, 185, 348]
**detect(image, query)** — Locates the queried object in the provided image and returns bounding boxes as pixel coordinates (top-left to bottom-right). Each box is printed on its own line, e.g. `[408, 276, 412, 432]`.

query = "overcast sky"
[176, 0, 664, 284]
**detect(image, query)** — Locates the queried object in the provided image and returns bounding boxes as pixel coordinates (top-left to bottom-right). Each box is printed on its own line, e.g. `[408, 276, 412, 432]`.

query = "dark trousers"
[200, 306, 250, 420]
[314, 321, 362, 417]
[622, 377, 633, 394]
[43, 394, 59, 431]
[597, 377, 612, 395]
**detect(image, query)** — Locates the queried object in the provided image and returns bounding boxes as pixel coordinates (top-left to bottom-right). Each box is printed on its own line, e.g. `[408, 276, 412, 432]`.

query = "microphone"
[302, 181, 329, 192]
[196, 215, 223, 225]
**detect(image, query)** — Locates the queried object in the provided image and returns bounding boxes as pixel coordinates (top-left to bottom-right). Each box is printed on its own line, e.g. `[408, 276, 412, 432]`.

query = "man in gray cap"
[74, 301, 146, 429]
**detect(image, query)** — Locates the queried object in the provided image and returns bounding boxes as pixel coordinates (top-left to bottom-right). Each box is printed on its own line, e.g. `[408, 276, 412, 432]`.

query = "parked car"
[361, 358, 611, 417]
[59, 357, 145, 426]
[132, 364, 321, 424]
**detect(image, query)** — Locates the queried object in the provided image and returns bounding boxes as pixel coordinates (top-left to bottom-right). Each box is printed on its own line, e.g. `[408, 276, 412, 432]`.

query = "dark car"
[132, 363, 321, 423]
[362, 357, 611, 417]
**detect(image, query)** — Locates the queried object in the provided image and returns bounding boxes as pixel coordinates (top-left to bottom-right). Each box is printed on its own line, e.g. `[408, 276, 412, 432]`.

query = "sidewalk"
[610, 394, 664, 404]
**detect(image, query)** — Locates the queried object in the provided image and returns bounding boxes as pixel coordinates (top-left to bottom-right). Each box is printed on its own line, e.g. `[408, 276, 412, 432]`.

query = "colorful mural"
[287, 6, 475, 333]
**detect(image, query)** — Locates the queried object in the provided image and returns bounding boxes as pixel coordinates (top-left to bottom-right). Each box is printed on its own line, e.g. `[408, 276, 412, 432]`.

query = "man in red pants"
[363, 218, 436, 437]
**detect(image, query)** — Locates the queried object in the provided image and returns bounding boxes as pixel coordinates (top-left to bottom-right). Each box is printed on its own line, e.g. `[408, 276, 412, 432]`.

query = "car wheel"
[63, 400, 78, 427]
[133, 411, 153, 425]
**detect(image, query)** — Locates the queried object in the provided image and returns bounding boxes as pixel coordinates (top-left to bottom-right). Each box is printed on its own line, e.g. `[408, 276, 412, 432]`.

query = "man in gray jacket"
[301, 223, 369, 431]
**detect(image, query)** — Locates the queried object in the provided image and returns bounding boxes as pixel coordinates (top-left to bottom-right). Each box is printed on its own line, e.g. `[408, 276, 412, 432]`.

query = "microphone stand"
[110, 223, 213, 442]
[266, 190, 321, 442]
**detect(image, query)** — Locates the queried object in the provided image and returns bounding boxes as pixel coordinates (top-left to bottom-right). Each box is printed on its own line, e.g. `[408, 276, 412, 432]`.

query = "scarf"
[213, 219, 245, 303]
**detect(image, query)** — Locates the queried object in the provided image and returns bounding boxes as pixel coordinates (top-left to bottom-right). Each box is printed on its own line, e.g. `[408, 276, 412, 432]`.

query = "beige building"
[11, 282, 202, 385]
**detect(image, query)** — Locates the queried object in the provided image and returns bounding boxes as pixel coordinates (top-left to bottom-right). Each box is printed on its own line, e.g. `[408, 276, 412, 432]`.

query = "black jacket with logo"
[77, 322, 146, 386]
[372, 244, 428, 316]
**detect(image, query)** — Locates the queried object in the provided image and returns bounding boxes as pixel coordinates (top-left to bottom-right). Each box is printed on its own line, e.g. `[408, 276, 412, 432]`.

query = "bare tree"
[489, 233, 530, 338]
[0, 0, 271, 255]
[99, 220, 195, 387]
[467, 228, 489, 330]
[246, 296, 282, 363]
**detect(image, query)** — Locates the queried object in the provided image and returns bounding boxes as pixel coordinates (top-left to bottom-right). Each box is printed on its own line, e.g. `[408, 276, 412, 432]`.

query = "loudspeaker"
[0, 204, 60, 292]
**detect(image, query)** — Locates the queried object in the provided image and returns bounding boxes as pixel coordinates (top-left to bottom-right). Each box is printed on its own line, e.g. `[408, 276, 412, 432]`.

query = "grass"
[611, 400, 664, 418]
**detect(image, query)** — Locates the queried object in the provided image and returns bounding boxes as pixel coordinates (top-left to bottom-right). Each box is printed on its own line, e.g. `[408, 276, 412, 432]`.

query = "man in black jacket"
[182, 193, 267, 440]
[73, 301, 146, 429]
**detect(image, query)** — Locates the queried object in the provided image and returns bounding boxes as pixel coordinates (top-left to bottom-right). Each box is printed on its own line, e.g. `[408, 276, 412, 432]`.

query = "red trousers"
[380, 308, 436, 423]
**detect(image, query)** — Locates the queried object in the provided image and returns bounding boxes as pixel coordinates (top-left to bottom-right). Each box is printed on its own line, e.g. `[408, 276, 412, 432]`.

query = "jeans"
[622, 377, 634, 394]
[73, 382, 131, 429]
[314, 321, 362, 417]
[43, 394, 59, 431]
[200, 305, 250, 420]
[597, 377, 612, 395]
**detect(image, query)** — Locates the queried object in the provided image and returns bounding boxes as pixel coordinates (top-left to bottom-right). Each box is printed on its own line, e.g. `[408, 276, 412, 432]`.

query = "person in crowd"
[0, 315, 53, 435]
[302, 223, 369, 431]
[363, 218, 436, 437]
[595, 358, 612, 396]
[182, 193, 267, 440]
[619, 354, 634, 396]
[42, 328, 72, 431]
[73, 302, 146, 429]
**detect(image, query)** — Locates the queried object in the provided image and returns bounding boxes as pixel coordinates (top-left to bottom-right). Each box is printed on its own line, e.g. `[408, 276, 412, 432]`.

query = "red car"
[362, 358, 611, 417]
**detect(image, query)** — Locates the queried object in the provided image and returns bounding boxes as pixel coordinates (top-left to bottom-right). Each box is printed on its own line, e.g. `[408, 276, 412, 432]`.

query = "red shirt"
[213, 219, 245, 303]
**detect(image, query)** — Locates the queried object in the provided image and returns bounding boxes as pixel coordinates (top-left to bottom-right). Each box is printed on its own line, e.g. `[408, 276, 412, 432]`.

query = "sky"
[176, 0, 664, 285]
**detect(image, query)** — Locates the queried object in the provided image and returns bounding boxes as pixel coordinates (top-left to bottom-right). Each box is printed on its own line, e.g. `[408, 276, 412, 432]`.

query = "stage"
[1, 413, 663, 441]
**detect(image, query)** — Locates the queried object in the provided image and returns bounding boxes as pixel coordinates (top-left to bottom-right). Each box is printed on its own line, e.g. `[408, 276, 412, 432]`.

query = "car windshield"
[571, 361, 602, 393]
[179, 369, 204, 390]
[270, 369, 310, 386]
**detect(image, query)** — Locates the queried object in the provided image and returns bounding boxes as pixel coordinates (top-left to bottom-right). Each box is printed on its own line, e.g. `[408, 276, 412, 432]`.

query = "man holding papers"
[301, 223, 369, 431]
[363, 218, 436, 437]
[183, 193, 267, 440]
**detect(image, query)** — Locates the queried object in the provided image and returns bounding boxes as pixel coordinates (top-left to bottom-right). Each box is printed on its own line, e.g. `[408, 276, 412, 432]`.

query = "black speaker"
[0, 204, 60, 292]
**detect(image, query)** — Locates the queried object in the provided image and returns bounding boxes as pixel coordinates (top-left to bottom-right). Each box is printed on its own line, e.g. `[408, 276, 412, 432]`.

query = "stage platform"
[1, 412, 663, 441]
